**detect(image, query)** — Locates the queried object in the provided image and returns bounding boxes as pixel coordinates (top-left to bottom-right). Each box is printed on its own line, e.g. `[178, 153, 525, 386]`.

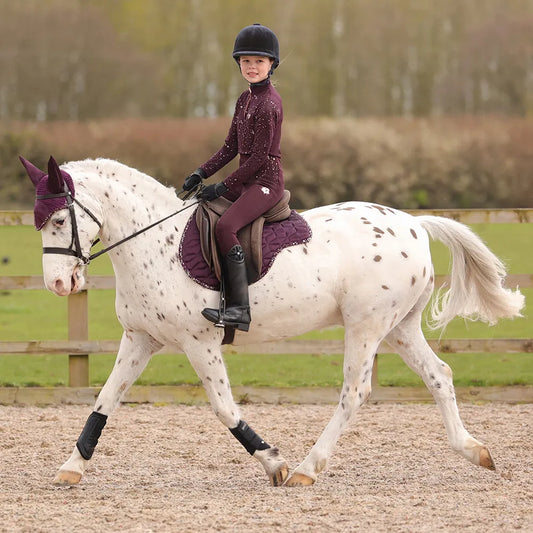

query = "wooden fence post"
[68, 290, 89, 387]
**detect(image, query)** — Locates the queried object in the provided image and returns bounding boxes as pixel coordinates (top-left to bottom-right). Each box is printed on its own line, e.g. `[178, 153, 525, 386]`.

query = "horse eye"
[53, 218, 66, 228]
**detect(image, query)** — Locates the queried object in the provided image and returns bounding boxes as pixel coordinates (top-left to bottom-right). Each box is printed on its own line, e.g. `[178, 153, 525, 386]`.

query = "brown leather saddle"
[195, 190, 291, 284]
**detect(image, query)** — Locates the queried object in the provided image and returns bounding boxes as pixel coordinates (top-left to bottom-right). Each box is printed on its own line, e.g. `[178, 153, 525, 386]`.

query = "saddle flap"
[196, 204, 222, 281]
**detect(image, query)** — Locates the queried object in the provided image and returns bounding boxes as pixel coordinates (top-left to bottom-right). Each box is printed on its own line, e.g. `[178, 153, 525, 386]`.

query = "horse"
[21, 156, 524, 487]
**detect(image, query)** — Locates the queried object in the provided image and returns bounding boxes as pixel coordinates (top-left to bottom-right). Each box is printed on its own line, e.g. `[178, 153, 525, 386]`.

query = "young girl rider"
[182, 24, 284, 333]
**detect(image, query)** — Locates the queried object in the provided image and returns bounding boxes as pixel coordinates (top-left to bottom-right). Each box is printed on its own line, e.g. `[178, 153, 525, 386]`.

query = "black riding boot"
[202, 245, 251, 332]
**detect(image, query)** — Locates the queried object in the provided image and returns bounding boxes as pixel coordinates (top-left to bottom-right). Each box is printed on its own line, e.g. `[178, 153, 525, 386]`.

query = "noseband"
[37, 183, 102, 265]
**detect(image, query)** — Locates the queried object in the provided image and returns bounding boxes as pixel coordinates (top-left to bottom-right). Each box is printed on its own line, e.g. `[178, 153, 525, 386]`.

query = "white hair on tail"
[417, 215, 525, 331]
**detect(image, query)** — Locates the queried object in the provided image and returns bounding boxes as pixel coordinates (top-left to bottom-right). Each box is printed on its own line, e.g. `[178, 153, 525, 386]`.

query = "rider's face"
[239, 56, 273, 84]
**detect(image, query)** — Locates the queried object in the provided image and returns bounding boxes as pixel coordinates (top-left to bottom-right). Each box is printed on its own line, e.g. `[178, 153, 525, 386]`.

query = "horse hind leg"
[385, 293, 495, 471]
[286, 328, 378, 487]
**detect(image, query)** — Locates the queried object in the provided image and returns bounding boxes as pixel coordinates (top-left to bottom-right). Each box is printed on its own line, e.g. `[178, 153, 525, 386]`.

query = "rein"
[39, 185, 200, 265]
[89, 199, 199, 262]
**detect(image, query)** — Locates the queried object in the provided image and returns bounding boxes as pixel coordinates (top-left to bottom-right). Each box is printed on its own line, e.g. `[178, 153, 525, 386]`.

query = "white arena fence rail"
[0, 209, 532, 404]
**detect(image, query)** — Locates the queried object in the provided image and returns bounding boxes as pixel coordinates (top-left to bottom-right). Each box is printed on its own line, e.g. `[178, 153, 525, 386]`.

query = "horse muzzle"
[46, 264, 86, 296]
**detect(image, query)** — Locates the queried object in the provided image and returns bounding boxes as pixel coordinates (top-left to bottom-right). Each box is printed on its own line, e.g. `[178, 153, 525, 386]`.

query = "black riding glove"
[182, 167, 207, 191]
[198, 182, 229, 201]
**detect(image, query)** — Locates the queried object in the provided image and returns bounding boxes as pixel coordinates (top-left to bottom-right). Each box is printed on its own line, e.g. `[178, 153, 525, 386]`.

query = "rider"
[182, 23, 285, 332]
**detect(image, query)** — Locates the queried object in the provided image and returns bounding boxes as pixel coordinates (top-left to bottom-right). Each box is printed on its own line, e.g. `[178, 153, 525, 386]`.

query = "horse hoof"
[285, 473, 315, 487]
[53, 470, 82, 486]
[270, 463, 289, 487]
[479, 447, 496, 471]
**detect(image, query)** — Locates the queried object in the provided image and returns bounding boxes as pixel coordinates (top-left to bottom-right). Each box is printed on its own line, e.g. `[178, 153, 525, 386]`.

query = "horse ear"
[47, 156, 65, 193]
[19, 156, 46, 187]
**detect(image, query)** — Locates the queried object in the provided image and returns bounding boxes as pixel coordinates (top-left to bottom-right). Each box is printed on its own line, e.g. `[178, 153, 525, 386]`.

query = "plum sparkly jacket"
[200, 80, 284, 193]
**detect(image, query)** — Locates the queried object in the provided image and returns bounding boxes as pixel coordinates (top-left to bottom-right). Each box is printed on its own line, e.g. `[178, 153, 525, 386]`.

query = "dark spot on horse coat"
[411, 276, 416, 285]
[382, 285, 389, 290]
[387, 228, 395, 236]
[373, 227, 384, 234]
[410, 229, 418, 239]
[368, 204, 388, 215]
[374, 255, 382, 262]
[401, 251, 408, 258]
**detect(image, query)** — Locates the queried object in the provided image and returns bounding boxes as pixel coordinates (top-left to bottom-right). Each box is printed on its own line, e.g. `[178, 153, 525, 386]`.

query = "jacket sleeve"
[199, 103, 240, 178]
[223, 102, 277, 190]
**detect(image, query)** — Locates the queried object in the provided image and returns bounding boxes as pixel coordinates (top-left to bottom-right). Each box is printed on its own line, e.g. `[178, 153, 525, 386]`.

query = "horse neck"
[69, 159, 186, 260]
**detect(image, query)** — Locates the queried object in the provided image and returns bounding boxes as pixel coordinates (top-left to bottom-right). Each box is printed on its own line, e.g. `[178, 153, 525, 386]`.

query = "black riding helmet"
[232, 23, 280, 71]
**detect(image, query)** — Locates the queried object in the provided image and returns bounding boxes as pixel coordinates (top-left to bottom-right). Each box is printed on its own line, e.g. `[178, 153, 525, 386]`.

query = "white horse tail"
[417, 215, 525, 331]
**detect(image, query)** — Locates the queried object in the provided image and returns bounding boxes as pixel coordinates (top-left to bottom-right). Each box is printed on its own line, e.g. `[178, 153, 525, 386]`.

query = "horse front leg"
[53, 330, 161, 485]
[185, 341, 289, 486]
[286, 329, 378, 487]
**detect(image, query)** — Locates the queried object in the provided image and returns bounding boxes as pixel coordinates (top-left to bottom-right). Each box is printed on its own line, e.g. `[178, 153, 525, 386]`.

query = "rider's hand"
[198, 182, 228, 201]
[182, 167, 207, 191]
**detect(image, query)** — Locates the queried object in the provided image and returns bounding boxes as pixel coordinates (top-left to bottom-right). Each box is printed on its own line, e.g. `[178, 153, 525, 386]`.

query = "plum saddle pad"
[179, 209, 312, 290]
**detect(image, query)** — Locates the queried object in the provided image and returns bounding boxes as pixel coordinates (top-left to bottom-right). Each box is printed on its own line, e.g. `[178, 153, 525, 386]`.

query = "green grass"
[0, 222, 531, 388]
[1, 351, 532, 388]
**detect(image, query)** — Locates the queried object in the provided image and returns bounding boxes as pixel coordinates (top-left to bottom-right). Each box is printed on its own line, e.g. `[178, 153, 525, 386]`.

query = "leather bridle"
[38, 185, 200, 265]
[38, 183, 102, 265]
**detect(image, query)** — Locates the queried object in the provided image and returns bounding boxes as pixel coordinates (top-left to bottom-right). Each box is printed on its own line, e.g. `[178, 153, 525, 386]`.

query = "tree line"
[1, 0, 532, 121]
[3, 116, 532, 210]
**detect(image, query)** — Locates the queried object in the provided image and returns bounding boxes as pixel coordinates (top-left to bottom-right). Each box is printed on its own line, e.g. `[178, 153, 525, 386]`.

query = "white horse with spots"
[22, 156, 524, 487]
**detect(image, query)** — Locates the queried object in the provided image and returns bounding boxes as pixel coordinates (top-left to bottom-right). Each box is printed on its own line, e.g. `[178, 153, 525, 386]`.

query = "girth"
[196, 190, 291, 283]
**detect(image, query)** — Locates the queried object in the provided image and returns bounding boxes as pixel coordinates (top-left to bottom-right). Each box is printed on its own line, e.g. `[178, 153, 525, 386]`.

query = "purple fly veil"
[47, 156, 66, 193]
[19, 155, 76, 229]
[19, 156, 46, 187]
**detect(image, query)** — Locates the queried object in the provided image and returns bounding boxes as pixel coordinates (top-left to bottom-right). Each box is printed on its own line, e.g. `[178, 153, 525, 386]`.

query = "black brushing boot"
[202, 245, 251, 332]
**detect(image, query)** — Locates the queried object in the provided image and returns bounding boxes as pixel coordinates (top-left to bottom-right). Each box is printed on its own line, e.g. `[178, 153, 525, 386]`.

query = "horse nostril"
[54, 278, 65, 294]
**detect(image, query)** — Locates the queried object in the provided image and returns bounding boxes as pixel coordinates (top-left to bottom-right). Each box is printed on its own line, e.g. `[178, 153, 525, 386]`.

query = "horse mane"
[61, 158, 176, 195]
